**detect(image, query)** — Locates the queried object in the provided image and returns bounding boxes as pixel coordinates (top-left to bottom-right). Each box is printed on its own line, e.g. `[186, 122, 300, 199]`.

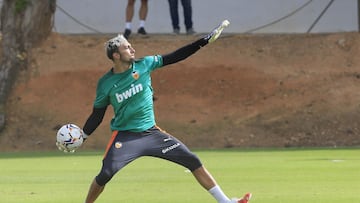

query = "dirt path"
[1, 32, 360, 151]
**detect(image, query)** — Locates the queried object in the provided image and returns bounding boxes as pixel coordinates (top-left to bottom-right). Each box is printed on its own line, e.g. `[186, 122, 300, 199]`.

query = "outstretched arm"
[162, 20, 230, 66]
[162, 38, 207, 66]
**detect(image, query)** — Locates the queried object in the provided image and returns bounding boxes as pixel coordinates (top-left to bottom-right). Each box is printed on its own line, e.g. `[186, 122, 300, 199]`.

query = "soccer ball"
[56, 123, 84, 152]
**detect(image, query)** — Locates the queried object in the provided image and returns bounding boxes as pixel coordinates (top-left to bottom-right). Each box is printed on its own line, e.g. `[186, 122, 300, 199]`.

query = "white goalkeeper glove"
[205, 20, 230, 43]
[56, 141, 76, 153]
[82, 129, 89, 141]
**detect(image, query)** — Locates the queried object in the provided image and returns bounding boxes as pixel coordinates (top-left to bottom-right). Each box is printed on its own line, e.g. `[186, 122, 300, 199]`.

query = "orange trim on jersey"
[103, 130, 119, 159]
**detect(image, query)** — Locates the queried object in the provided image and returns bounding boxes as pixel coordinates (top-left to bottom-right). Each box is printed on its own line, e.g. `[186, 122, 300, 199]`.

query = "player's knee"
[95, 169, 114, 186]
[185, 153, 203, 171]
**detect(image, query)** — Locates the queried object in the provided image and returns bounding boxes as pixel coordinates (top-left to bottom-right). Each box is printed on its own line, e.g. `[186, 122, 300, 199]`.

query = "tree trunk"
[0, 0, 56, 131]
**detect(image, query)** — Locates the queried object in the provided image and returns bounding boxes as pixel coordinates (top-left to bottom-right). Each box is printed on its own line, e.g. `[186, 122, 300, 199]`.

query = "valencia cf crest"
[114, 142, 122, 149]
[132, 71, 139, 80]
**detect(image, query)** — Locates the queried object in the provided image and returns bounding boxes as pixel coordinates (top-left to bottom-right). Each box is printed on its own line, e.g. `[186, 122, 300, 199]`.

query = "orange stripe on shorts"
[155, 125, 169, 134]
[103, 130, 118, 159]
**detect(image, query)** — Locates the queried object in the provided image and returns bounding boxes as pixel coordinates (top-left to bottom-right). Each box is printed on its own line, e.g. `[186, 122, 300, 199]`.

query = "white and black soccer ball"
[56, 124, 84, 152]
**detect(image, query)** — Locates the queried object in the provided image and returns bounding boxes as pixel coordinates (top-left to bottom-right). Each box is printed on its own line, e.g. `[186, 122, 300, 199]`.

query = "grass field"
[0, 148, 359, 203]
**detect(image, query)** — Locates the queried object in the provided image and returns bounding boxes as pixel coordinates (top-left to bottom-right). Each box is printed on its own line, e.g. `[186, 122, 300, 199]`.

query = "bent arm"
[83, 106, 107, 136]
[162, 38, 208, 66]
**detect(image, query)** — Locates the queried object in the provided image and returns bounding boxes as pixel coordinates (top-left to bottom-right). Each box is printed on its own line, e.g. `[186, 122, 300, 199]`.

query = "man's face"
[118, 41, 135, 62]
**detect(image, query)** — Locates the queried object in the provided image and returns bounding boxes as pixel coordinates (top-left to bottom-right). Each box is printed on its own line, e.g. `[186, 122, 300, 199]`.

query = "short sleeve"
[143, 55, 163, 71]
[93, 82, 110, 108]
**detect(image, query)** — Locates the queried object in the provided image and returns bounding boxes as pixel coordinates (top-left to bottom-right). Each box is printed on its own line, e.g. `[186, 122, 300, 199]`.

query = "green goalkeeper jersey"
[94, 55, 163, 132]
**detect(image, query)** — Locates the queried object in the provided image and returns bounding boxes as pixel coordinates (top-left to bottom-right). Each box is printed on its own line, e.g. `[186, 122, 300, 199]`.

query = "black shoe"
[186, 28, 196, 35]
[124, 29, 131, 39]
[137, 27, 147, 35]
[173, 28, 180, 35]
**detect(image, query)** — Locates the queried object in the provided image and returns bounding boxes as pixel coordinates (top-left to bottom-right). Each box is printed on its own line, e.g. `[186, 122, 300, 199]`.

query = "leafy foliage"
[15, 0, 28, 13]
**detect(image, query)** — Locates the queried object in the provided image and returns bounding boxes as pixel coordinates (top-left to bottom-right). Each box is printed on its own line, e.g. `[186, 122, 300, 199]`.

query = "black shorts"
[95, 126, 202, 186]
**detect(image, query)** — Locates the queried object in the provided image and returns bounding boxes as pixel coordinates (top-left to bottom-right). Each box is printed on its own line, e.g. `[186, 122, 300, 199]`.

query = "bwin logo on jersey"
[115, 83, 143, 103]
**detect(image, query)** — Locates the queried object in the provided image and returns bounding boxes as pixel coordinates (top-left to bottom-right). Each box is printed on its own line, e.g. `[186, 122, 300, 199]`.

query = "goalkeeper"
[80, 21, 251, 203]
